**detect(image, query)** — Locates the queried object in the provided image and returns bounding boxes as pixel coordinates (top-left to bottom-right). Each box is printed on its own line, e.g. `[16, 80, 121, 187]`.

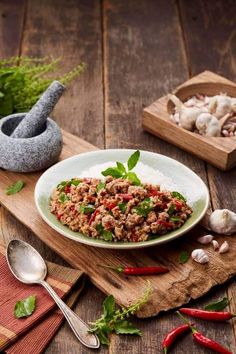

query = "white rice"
[79, 161, 196, 206]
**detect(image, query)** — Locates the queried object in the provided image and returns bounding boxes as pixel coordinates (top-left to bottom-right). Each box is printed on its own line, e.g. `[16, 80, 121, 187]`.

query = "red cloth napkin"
[0, 243, 84, 353]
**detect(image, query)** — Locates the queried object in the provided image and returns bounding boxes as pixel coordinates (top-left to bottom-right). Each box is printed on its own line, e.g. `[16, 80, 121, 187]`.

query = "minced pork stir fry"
[50, 176, 192, 242]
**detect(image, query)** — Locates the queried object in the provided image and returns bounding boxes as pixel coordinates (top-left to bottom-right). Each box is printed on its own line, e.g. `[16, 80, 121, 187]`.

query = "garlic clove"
[197, 234, 214, 244]
[212, 240, 219, 250]
[191, 249, 209, 264]
[195, 113, 221, 137]
[219, 241, 229, 254]
[209, 209, 236, 235]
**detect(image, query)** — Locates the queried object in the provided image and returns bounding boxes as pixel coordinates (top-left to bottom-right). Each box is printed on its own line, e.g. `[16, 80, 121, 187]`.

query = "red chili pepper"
[64, 185, 71, 194]
[162, 323, 192, 353]
[118, 193, 133, 201]
[192, 330, 232, 354]
[56, 213, 62, 220]
[174, 200, 183, 210]
[99, 264, 169, 275]
[177, 311, 232, 354]
[158, 220, 173, 228]
[89, 209, 99, 225]
[179, 308, 234, 321]
[148, 188, 160, 197]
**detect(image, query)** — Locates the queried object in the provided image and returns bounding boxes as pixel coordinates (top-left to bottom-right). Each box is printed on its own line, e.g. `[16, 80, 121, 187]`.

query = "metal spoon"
[6, 239, 100, 349]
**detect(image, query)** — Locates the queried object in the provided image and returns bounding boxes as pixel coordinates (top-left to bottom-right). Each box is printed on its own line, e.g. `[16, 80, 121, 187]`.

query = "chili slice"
[99, 265, 169, 275]
[89, 209, 99, 225]
[118, 193, 133, 201]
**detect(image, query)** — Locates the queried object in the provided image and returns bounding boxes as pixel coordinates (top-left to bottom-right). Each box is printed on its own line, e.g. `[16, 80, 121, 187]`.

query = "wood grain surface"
[1, 0, 236, 353]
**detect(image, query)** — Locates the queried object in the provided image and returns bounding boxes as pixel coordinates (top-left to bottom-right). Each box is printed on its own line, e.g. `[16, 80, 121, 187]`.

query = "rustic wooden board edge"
[142, 71, 236, 170]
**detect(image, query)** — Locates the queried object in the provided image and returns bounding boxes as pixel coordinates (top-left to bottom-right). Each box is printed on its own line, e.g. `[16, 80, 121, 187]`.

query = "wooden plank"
[179, 1, 236, 351]
[0, 0, 25, 58]
[178, 0, 236, 79]
[21, 0, 104, 148]
[2, 117, 236, 322]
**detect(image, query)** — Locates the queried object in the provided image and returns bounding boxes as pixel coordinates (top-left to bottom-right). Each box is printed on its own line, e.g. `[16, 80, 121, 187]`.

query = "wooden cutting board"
[0, 130, 236, 318]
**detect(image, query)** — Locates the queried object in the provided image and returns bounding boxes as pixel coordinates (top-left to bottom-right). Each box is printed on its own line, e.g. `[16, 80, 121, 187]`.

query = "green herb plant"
[102, 151, 141, 185]
[0, 57, 85, 116]
[14, 295, 36, 319]
[6, 180, 25, 195]
[89, 282, 152, 345]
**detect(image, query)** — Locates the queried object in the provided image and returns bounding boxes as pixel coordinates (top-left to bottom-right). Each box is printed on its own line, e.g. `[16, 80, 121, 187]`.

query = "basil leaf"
[71, 178, 81, 186]
[204, 297, 229, 312]
[101, 167, 123, 178]
[96, 181, 106, 192]
[134, 198, 153, 217]
[59, 192, 70, 203]
[118, 202, 127, 213]
[6, 180, 25, 195]
[170, 216, 181, 222]
[167, 204, 176, 215]
[57, 181, 67, 190]
[96, 223, 104, 234]
[97, 329, 110, 345]
[127, 171, 141, 186]
[114, 320, 142, 336]
[103, 230, 113, 241]
[172, 191, 186, 202]
[116, 161, 126, 174]
[127, 150, 140, 171]
[14, 295, 36, 318]
[103, 295, 116, 319]
[179, 251, 189, 264]
[79, 204, 95, 214]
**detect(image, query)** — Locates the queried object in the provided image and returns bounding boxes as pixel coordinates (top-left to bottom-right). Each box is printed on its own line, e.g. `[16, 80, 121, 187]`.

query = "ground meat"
[50, 176, 192, 242]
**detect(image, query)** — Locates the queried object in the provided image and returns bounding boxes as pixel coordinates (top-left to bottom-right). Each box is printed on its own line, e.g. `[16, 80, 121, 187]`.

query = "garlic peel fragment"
[191, 249, 209, 264]
[197, 234, 214, 244]
[209, 209, 236, 235]
[212, 240, 219, 251]
[219, 241, 229, 254]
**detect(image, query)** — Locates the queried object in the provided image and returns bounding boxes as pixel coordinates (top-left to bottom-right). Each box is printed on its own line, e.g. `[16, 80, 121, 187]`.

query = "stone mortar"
[0, 113, 63, 172]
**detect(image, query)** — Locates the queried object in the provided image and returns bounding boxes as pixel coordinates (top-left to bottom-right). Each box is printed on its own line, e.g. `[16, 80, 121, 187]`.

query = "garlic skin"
[169, 95, 203, 131]
[208, 95, 232, 119]
[212, 240, 219, 250]
[231, 98, 236, 113]
[195, 113, 221, 137]
[219, 241, 229, 254]
[191, 249, 209, 264]
[209, 209, 236, 235]
[197, 234, 214, 244]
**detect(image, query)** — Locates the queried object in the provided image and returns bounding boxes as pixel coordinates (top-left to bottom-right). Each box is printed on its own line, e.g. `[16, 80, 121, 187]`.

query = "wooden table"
[1, 1, 236, 353]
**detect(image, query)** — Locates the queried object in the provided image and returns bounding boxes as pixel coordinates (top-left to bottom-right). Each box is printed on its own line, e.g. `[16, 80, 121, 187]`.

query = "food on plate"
[50, 175, 192, 243]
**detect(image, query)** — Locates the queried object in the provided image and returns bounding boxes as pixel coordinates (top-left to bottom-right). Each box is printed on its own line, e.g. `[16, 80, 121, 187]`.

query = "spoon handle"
[40, 280, 99, 349]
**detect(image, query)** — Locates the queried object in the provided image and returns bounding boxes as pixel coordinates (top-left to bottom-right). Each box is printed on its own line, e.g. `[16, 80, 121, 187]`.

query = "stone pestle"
[11, 80, 65, 138]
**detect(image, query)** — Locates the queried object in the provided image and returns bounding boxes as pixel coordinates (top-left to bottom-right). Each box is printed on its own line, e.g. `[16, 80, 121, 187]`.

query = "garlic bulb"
[169, 95, 203, 131]
[219, 241, 229, 254]
[209, 209, 236, 235]
[197, 234, 214, 244]
[208, 95, 232, 119]
[195, 113, 221, 137]
[191, 249, 209, 264]
[212, 240, 219, 250]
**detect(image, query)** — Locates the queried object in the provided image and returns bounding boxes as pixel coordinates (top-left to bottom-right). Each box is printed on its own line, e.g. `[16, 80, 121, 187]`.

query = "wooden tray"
[142, 71, 236, 171]
[1, 129, 236, 318]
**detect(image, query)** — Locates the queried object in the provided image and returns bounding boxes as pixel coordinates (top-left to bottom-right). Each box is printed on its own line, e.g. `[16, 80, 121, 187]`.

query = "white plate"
[35, 149, 209, 249]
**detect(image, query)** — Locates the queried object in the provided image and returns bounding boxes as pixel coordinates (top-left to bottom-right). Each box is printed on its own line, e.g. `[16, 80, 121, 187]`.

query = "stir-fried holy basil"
[133, 198, 153, 217]
[101, 151, 141, 185]
[179, 251, 190, 264]
[96, 181, 106, 192]
[167, 204, 176, 215]
[57, 178, 81, 191]
[96, 224, 113, 241]
[79, 204, 95, 214]
[171, 191, 186, 202]
[59, 193, 70, 203]
[118, 202, 127, 213]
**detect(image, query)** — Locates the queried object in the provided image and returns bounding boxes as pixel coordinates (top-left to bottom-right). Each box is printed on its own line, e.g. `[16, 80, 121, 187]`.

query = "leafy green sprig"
[89, 282, 152, 345]
[0, 56, 85, 116]
[101, 151, 141, 186]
